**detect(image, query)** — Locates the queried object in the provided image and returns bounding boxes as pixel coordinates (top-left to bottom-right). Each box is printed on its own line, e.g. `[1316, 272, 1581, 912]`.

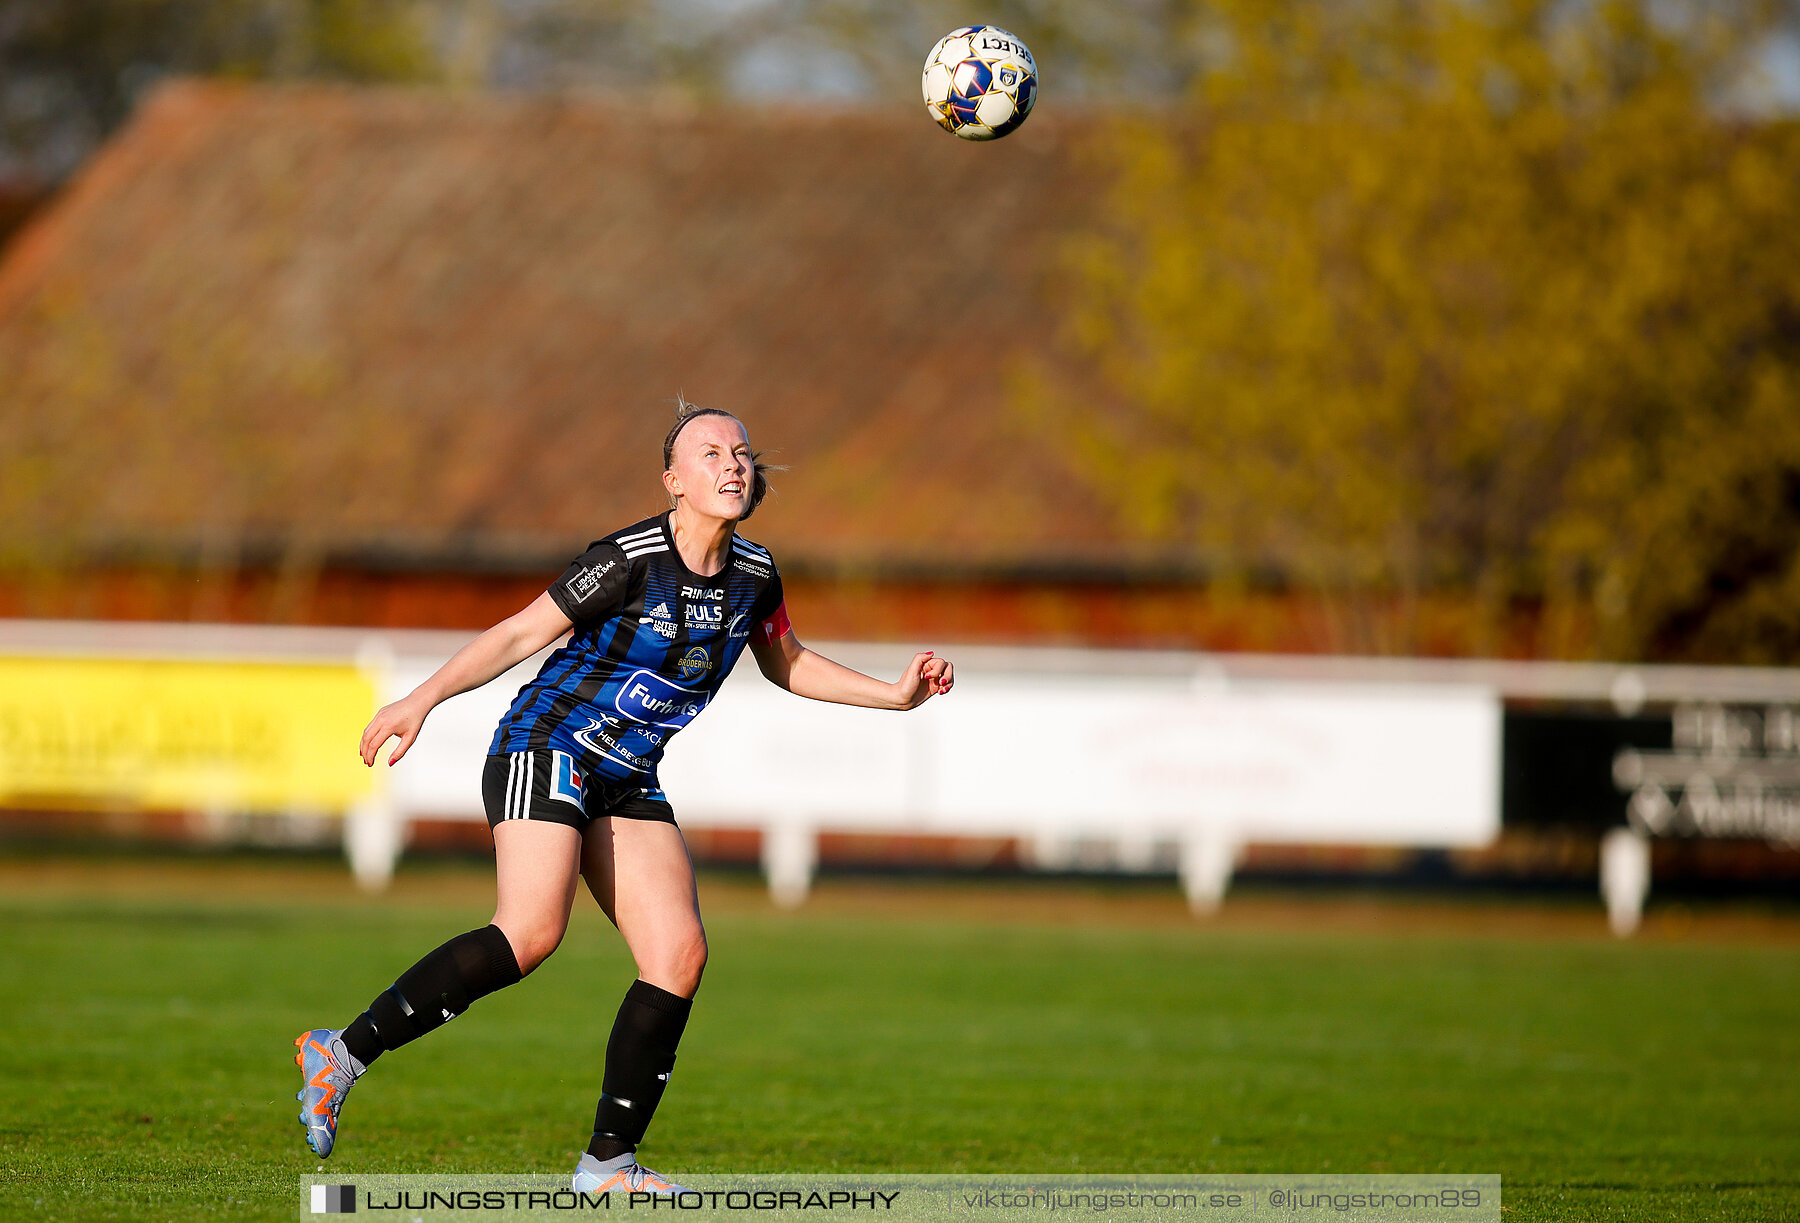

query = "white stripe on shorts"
[509, 750, 535, 820]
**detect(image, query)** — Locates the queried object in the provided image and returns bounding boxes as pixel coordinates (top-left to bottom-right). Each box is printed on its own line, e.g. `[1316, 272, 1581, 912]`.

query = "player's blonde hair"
[661, 395, 779, 520]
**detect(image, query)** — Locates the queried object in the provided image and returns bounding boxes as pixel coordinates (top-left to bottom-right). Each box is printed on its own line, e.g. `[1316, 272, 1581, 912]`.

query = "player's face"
[667, 416, 754, 521]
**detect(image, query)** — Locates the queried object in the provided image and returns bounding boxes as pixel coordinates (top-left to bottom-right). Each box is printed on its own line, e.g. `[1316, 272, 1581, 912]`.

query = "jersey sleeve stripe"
[615, 527, 663, 545]
[731, 537, 771, 560]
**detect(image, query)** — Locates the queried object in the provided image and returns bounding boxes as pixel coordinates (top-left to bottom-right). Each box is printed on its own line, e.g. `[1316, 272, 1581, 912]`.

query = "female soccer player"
[294, 404, 953, 1191]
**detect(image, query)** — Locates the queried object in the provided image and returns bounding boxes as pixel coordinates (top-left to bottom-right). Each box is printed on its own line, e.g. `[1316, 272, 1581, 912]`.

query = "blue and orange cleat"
[573, 1152, 687, 1196]
[294, 1029, 364, 1158]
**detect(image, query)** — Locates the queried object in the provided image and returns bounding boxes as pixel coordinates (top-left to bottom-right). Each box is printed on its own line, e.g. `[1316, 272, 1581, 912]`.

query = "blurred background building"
[4, 0, 1800, 914]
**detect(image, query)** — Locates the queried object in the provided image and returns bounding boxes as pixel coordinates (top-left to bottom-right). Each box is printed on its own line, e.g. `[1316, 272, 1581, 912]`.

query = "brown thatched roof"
[0, 80, 1123, 577]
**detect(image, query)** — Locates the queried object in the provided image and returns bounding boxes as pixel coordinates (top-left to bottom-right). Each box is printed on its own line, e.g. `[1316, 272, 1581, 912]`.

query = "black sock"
[587, 979, 693, 1160]
[341, 925, 522, 1068]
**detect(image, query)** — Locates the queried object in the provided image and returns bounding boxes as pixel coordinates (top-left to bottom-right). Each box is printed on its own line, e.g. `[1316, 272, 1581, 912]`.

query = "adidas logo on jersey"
[640, 602, 678, 638]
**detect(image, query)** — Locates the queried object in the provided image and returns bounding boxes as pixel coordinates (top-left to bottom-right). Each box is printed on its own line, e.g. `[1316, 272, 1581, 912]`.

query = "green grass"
[1, 859, 1797, 1221]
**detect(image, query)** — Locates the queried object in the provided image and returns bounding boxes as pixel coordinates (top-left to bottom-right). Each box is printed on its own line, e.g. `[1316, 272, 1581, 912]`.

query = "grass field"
[2, 853, 1797, 1222]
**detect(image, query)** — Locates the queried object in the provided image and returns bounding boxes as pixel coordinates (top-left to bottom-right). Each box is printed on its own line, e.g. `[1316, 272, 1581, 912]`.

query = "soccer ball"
[922, 26, 1038, 141]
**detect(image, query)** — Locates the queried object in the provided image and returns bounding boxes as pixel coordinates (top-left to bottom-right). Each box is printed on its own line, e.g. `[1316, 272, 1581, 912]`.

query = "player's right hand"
[893, 650, 954, 709]
[360, 695, 429, 767]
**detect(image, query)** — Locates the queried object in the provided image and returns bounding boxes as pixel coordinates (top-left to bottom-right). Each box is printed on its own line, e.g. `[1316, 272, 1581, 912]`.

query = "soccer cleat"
[573, 1151, 687, 1196]
[293, 1029, 365, 1158]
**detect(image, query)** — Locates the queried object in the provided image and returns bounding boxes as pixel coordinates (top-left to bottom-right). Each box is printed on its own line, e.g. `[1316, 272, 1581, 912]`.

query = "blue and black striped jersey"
[488, 512, 787, 783]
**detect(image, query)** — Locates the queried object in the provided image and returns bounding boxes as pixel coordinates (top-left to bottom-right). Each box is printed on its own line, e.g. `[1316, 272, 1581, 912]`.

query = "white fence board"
[0, 623, 1527, 902]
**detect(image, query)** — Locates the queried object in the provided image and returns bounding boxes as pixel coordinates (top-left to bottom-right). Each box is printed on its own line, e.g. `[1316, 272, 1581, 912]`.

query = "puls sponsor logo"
[614, 670, 707, 728]
[686, 603, 723, 625]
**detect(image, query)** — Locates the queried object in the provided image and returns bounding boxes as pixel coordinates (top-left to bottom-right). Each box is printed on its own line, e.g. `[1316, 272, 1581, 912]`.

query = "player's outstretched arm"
[751, 630, 953, 711]
[359, 592, 574, 766]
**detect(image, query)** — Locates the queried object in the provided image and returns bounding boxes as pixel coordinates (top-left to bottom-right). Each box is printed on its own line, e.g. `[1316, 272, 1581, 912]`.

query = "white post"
[1178, 828, 1241, 914]
[1600, 826, 1651, 937]
[762, 818, 817, 908]
[1023, 833, 1075, 872]
[1114, 830, 1159, 873]
[344, 798, 403, 893]
[345, 634, 402, 892]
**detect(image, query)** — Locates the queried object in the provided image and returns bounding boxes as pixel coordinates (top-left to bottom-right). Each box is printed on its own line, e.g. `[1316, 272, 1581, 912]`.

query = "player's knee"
[682, 929, 709, 984]
[498, 918, 566, 976]
[520, 928, 567, 975]
[644, 929, 707, 997]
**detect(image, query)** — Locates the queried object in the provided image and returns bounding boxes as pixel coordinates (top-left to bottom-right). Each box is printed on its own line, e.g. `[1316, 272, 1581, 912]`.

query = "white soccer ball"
[922, 26, 1038, 141]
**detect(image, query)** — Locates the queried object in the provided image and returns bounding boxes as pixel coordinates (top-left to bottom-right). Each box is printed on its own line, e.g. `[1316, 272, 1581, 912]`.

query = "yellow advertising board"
[0, 655, 377, 811]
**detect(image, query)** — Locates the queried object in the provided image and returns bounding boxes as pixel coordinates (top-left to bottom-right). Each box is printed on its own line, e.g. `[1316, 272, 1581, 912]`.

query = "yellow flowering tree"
[1053, 0, 1800, 660]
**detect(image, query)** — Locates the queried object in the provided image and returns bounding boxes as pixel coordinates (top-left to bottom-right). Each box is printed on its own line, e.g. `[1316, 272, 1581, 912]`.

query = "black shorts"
[481, 749, 675, 830]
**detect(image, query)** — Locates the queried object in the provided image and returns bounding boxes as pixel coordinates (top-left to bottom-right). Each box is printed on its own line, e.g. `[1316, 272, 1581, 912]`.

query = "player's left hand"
[893, 651, 954, 709]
